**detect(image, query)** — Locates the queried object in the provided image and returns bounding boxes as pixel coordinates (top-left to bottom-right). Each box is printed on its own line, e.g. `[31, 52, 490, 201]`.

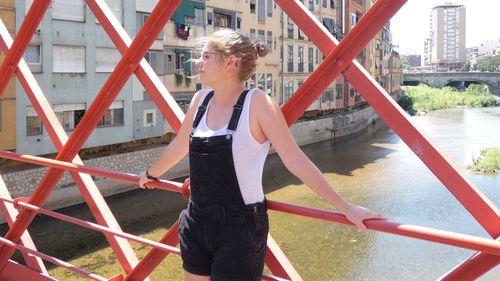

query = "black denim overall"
[179, 90, 269, 281]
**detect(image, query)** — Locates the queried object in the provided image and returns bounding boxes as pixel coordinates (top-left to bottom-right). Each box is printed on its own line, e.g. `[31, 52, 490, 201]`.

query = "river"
[3, 107, 499, 280]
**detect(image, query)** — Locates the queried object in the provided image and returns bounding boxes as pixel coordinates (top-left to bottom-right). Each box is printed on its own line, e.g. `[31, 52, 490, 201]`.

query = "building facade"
[424, 3, 466, 70]
[0, 0, 15, 151]
[9, 0, 400, 156]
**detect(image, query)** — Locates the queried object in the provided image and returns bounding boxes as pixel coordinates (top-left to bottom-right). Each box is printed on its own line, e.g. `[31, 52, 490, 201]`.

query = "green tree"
[460, 61, 471, 72]
[400, 56, 412, 71]
[476, 55, 500, 72]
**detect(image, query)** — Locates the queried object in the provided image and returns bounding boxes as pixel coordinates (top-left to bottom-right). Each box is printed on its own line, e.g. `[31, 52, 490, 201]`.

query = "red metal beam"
[0, 260, 56, 281]
[277, 0, 500, 277]
[0, 177, 47, 274]
[0, 0, 182, 269]
[438, 250, 500, 281]
[0, 151, 183, 193]
[123, 222, 181, 281]
[0, 19, 144, 275]
[0, 0, 50, 97]
[86, 0, 184, 133]
[265, 235, 303, 280]
[0, 236, 107, 281]
[268, 200, 500, 256]
[2, 151, 499, 257]
[0, 197, 180, 255]
[277, 0, 500, 236]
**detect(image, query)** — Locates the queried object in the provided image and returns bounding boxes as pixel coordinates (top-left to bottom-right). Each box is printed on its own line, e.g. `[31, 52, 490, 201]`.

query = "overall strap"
[227, 90, 250, 131]
[192, 90, 214, 129]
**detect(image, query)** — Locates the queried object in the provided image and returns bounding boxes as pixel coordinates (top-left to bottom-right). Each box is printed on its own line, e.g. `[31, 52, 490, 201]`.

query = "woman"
[139, 29, 384, 281]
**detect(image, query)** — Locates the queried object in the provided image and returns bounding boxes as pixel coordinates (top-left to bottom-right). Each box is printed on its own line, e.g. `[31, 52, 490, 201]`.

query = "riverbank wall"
[0, 93, 402, 221]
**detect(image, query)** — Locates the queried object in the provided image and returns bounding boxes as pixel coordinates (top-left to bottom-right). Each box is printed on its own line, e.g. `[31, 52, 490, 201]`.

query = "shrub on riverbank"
[469, 147, 500, 173]
[400, 84, 500, 115]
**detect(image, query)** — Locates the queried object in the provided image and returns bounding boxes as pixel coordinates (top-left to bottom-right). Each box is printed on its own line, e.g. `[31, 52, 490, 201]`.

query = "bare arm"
[138, 90, 205, 188]
[254, 90, 384, 230]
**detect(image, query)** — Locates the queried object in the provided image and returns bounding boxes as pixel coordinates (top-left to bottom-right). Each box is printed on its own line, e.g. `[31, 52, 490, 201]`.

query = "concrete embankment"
[0, 95, 400, 222]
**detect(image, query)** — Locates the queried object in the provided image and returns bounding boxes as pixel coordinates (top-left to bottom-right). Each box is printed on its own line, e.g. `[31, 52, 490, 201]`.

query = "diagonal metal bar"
[437, 249, 500, 281]
[86, 0, 184, 133]
[0, 176, 47, 274]
[0, 0, 182, 268]
[0, 19, 143, 275]
[277, 0, 406, 124]
[277, 0, 500, 277]
[265, 235, 303, 280]
[0, 0, 50, 97]
[123, 221, 181, 281]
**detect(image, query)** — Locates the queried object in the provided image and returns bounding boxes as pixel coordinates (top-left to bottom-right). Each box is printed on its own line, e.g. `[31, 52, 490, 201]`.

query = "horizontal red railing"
[0, 236, 108, 281]
[1, 151, 499, 257]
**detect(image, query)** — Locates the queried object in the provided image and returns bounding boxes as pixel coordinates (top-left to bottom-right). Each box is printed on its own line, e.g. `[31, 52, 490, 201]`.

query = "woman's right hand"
[138, 171, 154, 189]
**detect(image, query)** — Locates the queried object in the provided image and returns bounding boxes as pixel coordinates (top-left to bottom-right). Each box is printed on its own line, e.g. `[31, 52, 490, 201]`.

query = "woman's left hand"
[342, 204, 385, 231]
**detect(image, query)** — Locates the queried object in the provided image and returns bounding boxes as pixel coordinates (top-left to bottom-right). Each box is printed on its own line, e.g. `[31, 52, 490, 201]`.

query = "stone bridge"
[403, 72, 500, 95]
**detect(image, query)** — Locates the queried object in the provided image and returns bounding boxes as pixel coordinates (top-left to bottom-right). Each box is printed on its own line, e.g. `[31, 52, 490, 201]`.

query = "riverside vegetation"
[398, 84, 499, 115]
[469, 148, 500, 173]
[399, 84, 500, 174]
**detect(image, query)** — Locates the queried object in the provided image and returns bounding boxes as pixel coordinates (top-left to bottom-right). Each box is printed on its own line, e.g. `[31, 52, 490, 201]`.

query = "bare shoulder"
[251, 88, 279, 114]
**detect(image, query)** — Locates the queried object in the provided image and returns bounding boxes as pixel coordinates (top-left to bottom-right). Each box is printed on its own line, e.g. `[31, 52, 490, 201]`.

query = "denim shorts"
[179, 201, 269, 281]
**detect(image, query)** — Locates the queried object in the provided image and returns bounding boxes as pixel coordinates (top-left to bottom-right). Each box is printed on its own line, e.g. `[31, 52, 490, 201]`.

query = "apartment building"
[282, 0, 342, 113]
[10, 0, 400, 156]
[0, 0, 15, 151]
[424, 3, 466, 70]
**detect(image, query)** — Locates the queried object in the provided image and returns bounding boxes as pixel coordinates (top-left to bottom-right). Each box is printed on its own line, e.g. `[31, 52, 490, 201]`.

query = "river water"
[5, 107, 499, 280]
[262, 106, 500, 281]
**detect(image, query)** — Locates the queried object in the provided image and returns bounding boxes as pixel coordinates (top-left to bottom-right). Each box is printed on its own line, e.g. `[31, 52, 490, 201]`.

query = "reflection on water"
[264, 107, 500, 281]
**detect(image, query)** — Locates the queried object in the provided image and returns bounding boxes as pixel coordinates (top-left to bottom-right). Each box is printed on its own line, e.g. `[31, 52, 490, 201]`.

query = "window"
[258, 0, 266, 21]
[267, 0, 273, 16]
[52, 0, 85, 22]
[323, 0, 327, 8]
[250, 0, 256, 14]
[258, 30, 265, 42]
[257, 73, 265, 90]
[308, 0, 314, 11]
[249, 74, 256, 88]
[164, 52, 175, 75]
[287, 17, 294, 38]
[266, 74, 272, 96]
[53, 45, 85, 73]
[316, 48, 320, 64]
[283, 81, 294, 103]
[214, 12, 231, 28]
[351, 12, 357, 27]
[336, 84, 343, 99]
[96, 48, 120, 73]
[287, 45, 294, 72]
[24, 45, 41, 64]
[145, 51, 165, 75]
[194, 8, 204, 26]
[143, 109, 156, 127]
[308, 47, 314, 72]
[298, 47, 304, 72]
[250, 29, 256, 40]
[53, 104, 86, 131]
[330, 0, 336, 9]
[97, 101, 124, 127]
[26, 107, 42, 136]
[267, 31, 272, 53]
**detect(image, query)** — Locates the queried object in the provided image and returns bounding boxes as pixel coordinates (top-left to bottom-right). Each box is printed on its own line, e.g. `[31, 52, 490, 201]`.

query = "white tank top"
[192, 88, 270, 204]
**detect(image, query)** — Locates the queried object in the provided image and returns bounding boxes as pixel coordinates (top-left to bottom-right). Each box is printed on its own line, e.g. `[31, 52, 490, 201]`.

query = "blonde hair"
[197, 29, 269, 81]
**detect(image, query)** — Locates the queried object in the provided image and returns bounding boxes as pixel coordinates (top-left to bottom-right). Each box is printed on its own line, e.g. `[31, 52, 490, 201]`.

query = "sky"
[391, 0, 500, 55]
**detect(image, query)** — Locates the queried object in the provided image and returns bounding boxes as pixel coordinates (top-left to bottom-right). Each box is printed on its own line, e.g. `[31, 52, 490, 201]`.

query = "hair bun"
[254, 41, 269, 58]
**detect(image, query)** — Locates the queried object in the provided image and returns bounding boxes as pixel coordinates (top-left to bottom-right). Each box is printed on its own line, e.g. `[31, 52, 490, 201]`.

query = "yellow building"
[282, 0, 341, 113]
[0, 0, 15, 151]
